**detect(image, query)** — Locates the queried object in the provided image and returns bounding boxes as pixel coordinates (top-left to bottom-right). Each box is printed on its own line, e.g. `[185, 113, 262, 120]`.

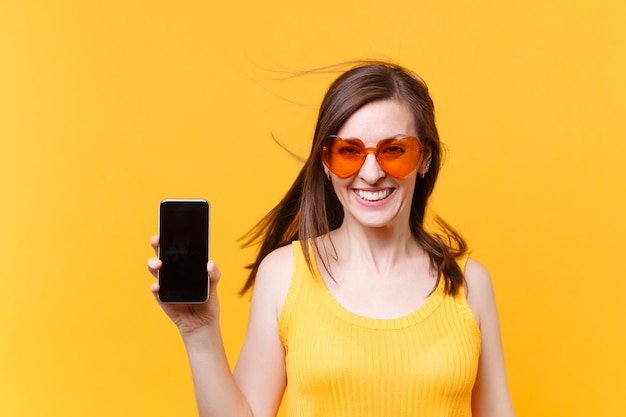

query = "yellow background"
[1, 0, 625, 416]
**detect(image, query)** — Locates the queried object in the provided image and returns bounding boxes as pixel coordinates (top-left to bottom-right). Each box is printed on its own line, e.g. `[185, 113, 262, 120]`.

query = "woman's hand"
[147, 235, 222, 336]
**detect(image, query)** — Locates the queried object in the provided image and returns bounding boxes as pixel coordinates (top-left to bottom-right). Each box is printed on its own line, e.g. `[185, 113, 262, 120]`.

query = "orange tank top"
[278, 241, 481, 417]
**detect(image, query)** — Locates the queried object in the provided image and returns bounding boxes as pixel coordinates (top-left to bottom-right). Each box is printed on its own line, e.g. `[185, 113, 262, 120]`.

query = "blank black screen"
[158, 199, 209, 303]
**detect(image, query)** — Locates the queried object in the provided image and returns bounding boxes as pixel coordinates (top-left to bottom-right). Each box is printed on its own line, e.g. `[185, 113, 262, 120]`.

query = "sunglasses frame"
[321, 135, 423, 179]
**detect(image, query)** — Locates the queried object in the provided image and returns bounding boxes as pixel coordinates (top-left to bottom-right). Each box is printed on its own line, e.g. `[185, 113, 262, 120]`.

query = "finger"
[207, 260, 221, 283]
[150, 282, 163, 304]
[150, 282, 160, 295]
[207, 260, 221, 298]
[205, 260, 221, 307]
[150, 235, 159, 256]
[147, 257, 162, 278]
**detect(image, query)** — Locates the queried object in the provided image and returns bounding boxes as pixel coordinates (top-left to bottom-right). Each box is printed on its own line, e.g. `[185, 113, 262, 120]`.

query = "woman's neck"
[326, 221, 422, 274]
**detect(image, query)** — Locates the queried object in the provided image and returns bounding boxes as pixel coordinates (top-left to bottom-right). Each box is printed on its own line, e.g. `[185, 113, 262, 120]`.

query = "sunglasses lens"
[322, 138, 366, 178]
[377, 137, 422, 178]
[322, 136, 422, 178]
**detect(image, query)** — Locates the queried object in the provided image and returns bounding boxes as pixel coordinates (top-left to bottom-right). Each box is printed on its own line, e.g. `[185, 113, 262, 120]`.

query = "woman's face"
[326, 99, 421, 231]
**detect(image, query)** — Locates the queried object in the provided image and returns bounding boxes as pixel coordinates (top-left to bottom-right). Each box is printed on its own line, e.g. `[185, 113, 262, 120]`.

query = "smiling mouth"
[354, 189, 394, 202]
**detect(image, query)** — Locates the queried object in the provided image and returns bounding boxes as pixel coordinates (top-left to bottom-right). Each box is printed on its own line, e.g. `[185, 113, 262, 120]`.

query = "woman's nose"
[359, 153, 386, 183]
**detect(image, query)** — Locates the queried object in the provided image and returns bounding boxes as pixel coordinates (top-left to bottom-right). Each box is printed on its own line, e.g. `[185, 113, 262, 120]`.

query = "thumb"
[207, 260, 221, 298]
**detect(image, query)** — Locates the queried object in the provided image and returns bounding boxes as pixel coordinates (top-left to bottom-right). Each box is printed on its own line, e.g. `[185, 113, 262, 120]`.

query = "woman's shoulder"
[464, 257, 492, 287]
[463, 257, 497, 328]
[258, 243, 295, 276]
[253, 243, 296, 316]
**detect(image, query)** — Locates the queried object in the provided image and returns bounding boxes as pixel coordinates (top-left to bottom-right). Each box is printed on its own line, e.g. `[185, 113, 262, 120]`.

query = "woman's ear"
[419, 145, 433, 177]
[322, 163, 332, 181]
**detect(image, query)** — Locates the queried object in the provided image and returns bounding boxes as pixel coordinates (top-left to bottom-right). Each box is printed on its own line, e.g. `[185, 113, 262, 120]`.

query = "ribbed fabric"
[278, 241, 481, 417]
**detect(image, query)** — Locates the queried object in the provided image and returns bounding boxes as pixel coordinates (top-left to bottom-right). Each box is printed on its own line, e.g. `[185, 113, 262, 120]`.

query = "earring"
[420, 172, 425, 179]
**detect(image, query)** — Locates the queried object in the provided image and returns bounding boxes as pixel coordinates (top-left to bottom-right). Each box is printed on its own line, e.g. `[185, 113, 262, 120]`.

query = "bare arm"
[233, 245, 293, 416]
[181, 319, 254, 417]
[148, 237, 290, 417]
[465, 258, 516, 417]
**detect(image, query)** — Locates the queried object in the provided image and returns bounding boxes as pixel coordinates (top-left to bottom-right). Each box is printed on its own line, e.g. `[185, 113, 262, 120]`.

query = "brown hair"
[240, 61, 467, 296]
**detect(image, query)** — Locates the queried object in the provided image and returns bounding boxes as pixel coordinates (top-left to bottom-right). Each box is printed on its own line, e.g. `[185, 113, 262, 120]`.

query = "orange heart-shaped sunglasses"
[321, 135, 423, 179]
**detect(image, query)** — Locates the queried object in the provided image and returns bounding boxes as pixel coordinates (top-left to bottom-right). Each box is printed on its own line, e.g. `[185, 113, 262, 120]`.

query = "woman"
[147, 61, 516, 417]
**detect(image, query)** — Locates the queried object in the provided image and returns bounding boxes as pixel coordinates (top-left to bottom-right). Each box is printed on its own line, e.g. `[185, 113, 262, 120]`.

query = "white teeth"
[355, 189, 392, 201]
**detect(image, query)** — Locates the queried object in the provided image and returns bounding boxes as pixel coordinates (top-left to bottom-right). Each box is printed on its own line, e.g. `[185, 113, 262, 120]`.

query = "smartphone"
[158, 199, 210, 303]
